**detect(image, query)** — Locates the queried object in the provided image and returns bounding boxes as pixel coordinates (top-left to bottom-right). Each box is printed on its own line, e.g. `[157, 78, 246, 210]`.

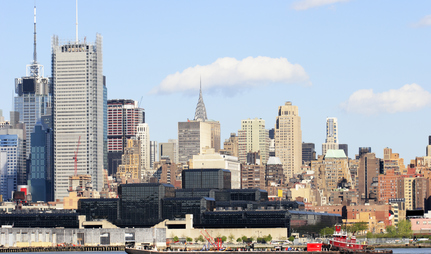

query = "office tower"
[322, 117, 338, 156]
[52, 35, 104, 200]
[208, 121, 221, 152]
[238, 118, 269, 165]
[159, 139, 178, 164]
[178, 84, 220, 164]
[178, 121, 211, 164]
[302, 143, 316, 163]
[0, 129, 26, 201]
[107, 99, 144, 176]
[189, 147, 241, 189]
[0, 113, 27, 188]
[117, 139, 141, 182]
[220, 133, 238, 157]
[275, 101, 302, 181]
[357, 149, 381, 203]
[150, 141, 157, 169]
[136, 123, 150, 172]
[103, 78, 108, 171]
[14, 6, 51, 159]
[29, 120, 54, 202]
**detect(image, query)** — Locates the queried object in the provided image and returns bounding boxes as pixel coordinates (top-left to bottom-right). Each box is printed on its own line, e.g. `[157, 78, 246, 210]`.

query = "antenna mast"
[27, 4, 43, 77]
[75, 0, 78, 43]
[33, 5, 37, 64]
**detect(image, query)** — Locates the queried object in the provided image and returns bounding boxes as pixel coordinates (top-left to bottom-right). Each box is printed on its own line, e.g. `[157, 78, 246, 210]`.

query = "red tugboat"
[329, 225, 392, 254]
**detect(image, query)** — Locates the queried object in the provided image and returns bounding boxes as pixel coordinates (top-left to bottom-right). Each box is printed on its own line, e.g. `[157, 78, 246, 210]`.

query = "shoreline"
[0, 246, 125, 252]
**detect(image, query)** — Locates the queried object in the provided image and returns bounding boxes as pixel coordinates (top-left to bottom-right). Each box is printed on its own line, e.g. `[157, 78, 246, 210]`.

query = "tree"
[236, 238, 242, 243]
[228, 234, 235, 243]
[264, 234, 272, 243]
[241, 236, 248, 243]
[320, 227, 334, 237]
[186, 237, 193, 242]
[288, 236, 295, 242]
[173, 236, 179, 242]
[249, 236, 255, 243]
[221, 236, 227, 242]
[385, 225, 397, 237]
[397, 220, 412, 238]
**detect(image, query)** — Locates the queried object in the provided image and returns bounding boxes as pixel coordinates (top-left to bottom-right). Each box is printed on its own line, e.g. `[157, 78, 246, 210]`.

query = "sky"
[1, 0, 430, 163]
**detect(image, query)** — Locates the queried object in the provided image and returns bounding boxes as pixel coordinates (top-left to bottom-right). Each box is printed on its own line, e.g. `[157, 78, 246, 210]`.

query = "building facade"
[52, 35, 104, 200]
[107, 99, 144, 176]
[322, 117, 338, 157]
[275, 101, 302, 181]
[238, 118, 269, 165]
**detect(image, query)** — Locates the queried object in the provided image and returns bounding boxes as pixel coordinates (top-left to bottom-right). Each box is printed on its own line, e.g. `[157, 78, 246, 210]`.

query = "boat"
[329, 225, 392, 254]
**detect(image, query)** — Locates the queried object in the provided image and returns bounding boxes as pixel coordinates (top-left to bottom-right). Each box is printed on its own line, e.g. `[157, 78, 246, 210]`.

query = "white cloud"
[151, 56, 310, 94]
[412, 15, 431, 28]
[291, 0, 350, 11]
[341, 84, 431, 115]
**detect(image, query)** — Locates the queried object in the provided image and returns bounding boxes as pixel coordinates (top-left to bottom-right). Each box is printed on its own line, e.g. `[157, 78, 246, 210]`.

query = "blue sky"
[1, 0, 430, 163]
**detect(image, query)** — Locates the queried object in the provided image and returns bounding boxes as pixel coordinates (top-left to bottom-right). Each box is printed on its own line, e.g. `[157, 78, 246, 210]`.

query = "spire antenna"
[75, 0, 78, 43]
[33, 5, 37, 64]
[194, 77, 208, 122]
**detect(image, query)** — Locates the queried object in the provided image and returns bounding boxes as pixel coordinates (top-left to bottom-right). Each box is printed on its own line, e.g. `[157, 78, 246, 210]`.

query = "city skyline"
[1, 1, 431, 162]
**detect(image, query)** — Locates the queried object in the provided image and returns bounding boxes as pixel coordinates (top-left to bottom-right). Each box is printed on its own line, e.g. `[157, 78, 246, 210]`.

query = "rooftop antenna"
[33, 4, 37, 64]
[27, 2, 43, 77]
[75, 0, 78, 43]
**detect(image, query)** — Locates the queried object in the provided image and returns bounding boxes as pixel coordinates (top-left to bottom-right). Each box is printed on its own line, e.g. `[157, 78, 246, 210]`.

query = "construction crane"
[73, 136, 81, 176]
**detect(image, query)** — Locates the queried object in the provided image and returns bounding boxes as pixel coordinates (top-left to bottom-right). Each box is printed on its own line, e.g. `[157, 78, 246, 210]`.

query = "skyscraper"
[159, 139, 178, 164]
[238, 118, 269, 164]
[178, 84, 220, 164]
[275, 101, 302, 181]
[52, 35, 104, 200]
[14, 6, 50, 158]
[322, 117, 338, 156]
[136, 123, 150, 171]
[107, 99, 144, 176]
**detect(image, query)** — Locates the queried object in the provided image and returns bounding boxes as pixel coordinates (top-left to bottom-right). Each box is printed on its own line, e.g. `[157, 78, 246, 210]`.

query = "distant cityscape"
[2, 4, 431, 248]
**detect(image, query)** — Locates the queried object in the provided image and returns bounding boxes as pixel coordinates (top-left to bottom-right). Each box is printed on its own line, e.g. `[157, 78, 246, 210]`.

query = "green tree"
[241, 236, 248, 243]
[236, 238, 242, 243]
[221, 236, 227, 242]
[320, 227, 334, 237]
[288, 236, 295, 242]
[173, 236, 179, 242]
[366, 232, 374, 239]
[397, 220, 413, 238]
[249, 236, 255, 243]
[385, 225, 397, 237]
[264, 234, 272, 243]
[186, 237, 193, 242]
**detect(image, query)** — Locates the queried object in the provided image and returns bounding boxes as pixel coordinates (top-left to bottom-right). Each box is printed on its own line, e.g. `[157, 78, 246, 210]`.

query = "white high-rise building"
[136, 123, 150, 171]
[52, 35, 104, 200]
[322, 117, 339, 156]
[275, 101, 302, 181]
[238, 118, 269, 164]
